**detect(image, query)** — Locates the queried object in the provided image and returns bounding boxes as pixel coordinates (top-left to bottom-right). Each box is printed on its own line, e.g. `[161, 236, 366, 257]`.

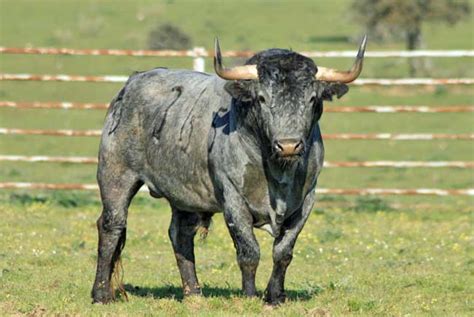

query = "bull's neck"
[230, 99, 268, 160]
[231, 101, 302, 236]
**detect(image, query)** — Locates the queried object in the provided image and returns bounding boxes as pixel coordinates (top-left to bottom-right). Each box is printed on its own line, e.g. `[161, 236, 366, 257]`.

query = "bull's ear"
[224, 81, 254, 101]
[320, 83, 349, 101]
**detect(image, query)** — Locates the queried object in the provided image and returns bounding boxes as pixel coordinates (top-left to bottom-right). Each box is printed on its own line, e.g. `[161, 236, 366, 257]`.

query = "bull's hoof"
[183, 285, 202, 297]
[264, 292, 286, 306]
[91, 289, 114, 304]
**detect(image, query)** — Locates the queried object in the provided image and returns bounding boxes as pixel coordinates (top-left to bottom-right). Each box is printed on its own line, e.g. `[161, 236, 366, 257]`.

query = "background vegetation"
[0, 0, 473, 315]
[352, 0, 471, 75]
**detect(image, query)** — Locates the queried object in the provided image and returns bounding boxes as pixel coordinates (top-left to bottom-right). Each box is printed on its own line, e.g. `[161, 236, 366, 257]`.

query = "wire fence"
[2, 73, 474, 86]
[1, 46, 473, 196]
[1, 128, 472, 140]
[1, 101, 473, 112]
[0, 182, 472, 196]
[2, 46, 473, 57]
[1, 155, 472, 168]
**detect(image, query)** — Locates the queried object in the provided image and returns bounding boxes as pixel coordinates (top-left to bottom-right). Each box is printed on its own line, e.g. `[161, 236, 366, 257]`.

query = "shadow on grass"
[124, 284, 314, 302]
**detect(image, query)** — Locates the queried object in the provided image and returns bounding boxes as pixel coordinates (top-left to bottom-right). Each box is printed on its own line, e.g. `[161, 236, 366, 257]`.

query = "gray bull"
[92, 37, 366, 305]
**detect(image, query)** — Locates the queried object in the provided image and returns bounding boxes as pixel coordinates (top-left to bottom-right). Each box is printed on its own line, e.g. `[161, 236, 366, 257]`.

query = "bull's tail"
[110, 256, 128, 301]
[110, 230, 128, 301]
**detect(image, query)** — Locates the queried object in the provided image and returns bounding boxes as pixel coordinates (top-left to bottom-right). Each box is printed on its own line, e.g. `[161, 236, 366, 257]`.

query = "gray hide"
[92, 55, 348, 304]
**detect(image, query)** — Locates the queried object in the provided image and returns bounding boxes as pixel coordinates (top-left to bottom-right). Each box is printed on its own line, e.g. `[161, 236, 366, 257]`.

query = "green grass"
[0, 0, 473, 315]
[0, 195, 472, 316]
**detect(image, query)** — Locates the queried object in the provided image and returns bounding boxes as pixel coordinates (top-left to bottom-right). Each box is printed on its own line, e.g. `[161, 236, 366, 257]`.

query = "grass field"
[0, 0, 473, 315]
[0, 196, 472, 316]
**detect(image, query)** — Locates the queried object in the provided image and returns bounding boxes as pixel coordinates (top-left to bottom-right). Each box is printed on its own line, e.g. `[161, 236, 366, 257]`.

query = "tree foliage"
[352, 0, 470, 46]
[352, 0, 470, 75]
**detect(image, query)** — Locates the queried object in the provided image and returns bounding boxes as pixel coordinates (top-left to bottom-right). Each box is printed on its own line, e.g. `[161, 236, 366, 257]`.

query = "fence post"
[192, 47, 206, 72]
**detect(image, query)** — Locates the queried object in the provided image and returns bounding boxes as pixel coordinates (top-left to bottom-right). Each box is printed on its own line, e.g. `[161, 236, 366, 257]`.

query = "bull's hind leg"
[169, 208, 210, 296]
[91, 169, 142, 304]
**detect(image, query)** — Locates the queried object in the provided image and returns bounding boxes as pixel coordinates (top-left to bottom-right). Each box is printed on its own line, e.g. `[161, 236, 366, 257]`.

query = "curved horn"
[315, 35, 367, 83]
[214, 38, 258, 80]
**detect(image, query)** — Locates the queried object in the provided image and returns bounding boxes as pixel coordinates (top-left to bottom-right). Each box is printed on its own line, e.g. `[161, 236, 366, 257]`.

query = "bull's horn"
[315, 35, 367, 83]
[214, 37, 258, 80]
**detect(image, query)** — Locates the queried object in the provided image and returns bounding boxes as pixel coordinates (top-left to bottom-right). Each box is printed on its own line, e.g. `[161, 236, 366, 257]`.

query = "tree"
[352, 0, 471, 76]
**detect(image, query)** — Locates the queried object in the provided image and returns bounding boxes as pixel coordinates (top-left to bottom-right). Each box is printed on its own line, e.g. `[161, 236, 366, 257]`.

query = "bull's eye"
[309, 95, 316, 105]
[258, 95, 266, 105]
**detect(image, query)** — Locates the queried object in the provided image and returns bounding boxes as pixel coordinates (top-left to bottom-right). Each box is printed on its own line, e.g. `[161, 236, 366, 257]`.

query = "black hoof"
[183, 287, 202, 297]
[264, 293, 286, 306]
[91, 289, 113, 304]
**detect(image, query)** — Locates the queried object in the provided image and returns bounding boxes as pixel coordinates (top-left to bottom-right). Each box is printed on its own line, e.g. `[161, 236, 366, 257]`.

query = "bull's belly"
[143, 171, 221, 212]
[140, 95, 224, 212]
[143, 143, 221, 212]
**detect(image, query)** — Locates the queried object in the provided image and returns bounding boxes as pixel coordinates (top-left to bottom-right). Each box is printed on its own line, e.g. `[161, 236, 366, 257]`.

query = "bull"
[92, 36, 367, 305]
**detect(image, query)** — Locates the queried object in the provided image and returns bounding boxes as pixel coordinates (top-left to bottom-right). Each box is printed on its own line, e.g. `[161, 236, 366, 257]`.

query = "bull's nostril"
[294, 141, 304, 153]
[274, 142, 284, 153]
[274, 139, 304, 157]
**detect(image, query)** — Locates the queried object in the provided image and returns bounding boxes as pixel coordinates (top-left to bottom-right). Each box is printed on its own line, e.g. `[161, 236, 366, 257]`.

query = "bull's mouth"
[272, 152, 303, 167]
[278, 153, 303, 160]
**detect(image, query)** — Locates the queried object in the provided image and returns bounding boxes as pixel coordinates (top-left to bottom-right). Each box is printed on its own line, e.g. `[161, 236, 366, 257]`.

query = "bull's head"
[214, 36, 366, 163]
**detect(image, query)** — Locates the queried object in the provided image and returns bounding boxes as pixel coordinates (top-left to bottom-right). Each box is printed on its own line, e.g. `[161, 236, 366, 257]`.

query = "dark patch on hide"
[152, 86, 183, 140]
[108, 86, 127, 135]
[179, 86, 208, 150]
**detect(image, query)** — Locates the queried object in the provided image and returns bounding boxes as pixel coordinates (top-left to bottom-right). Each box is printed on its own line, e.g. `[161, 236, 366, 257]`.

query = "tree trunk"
[406, 23, 430, 77]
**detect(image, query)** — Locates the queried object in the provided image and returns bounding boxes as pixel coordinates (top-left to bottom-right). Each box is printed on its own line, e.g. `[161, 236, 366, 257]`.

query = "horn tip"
[214, 37, 222, 65]
[214, 37, 220, 54]
[214, 37, 224, 75]
[362, 34, 368, 48]
[357, 34, 368, 58]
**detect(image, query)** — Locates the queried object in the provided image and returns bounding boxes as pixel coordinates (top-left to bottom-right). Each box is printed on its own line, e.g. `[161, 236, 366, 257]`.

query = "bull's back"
[102, 68, 228, 212]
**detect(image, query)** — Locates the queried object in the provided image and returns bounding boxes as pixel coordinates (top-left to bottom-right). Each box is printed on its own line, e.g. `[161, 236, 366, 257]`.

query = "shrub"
[147, 23, 192, 50]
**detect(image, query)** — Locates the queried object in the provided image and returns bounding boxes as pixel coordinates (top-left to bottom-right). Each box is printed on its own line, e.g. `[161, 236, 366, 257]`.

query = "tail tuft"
[110, 256, 129, 301]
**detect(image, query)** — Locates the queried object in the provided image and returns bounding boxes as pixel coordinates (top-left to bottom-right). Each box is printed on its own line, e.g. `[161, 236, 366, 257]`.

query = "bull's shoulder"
[119, 68, 225, 107]
[104, 68, 230, 141]
[126, 68, 212, 91]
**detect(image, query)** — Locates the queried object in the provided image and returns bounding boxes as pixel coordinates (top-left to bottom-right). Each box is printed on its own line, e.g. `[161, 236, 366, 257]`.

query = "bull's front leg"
[223, 201, 260, 297]
[264, 191, 315, 305]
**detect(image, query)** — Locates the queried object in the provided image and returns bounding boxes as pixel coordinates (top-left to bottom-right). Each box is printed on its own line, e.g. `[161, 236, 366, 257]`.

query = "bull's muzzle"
[273, 138, 305, 157]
